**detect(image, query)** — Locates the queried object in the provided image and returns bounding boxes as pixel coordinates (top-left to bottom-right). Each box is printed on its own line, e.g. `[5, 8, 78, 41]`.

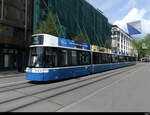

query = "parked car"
[140, 57, 150, 62]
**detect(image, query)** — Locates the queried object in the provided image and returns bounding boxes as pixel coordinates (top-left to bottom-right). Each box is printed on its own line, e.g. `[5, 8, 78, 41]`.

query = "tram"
[26, 34, 137, 81]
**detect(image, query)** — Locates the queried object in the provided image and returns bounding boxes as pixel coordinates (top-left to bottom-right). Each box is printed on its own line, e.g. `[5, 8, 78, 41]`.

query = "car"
[141, 57, 150, 62]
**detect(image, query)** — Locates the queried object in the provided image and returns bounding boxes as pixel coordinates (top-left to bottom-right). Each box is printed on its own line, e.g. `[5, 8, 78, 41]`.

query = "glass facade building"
[33, 0, 112, 47]
[0, 0, 32, 71]
[0, 0, 112, 71]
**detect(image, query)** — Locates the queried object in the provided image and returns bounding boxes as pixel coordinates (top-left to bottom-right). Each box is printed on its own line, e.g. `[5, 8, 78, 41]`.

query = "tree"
[132, 39, 146, 59]
[143, 34, 150, 56]
[132, 34, 150, 59]
[34, 12, 60, 36]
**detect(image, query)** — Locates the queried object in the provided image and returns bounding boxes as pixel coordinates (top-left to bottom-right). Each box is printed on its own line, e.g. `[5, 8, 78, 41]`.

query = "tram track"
[0, 64, 143, 112]
[0, 65, 137, 93]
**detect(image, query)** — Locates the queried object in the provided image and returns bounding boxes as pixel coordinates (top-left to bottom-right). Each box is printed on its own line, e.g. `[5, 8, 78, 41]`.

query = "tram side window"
[105, 54, 109, 63]
[112, 55, 117, 63]
[70, 51, 78, 66]
[99, 53, 102, 64]
[119, 56, 124, 62]
[93, 52, 100, 64]
[58, 49, 69, 67]
[129, 57, 133, 62]
[108, 54, 112, 63]
[104, 54, 111, 64]
[77, 51, 91, 65]
[125, 56, 128, 62]
[101, 54, 105, 64]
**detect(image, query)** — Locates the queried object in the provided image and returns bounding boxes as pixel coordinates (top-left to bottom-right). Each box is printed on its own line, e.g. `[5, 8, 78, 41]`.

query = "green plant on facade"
[72, 32, 90, 44]
[0, 24, 4, 33]
[34, 12, 60, 36]
[104, 39, 112, 49]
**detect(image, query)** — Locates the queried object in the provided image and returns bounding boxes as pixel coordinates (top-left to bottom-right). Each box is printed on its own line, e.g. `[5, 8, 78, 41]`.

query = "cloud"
[114, 8, 150, 38]
[120, 0, 136, 12]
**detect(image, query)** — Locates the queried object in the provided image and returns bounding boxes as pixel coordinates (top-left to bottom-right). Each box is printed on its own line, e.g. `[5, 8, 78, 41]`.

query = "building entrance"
[0, 49, 18, 70]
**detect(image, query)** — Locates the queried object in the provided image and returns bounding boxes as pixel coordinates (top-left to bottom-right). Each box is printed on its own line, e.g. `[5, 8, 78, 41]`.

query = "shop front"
[0, 45, 25, 72]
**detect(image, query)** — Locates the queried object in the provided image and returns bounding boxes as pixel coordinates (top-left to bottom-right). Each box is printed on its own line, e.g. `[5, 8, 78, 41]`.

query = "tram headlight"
[26, 67, 32, 72]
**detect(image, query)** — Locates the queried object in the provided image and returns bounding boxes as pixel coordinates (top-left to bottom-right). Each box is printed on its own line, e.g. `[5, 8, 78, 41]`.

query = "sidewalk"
[58, 63, 150, 112]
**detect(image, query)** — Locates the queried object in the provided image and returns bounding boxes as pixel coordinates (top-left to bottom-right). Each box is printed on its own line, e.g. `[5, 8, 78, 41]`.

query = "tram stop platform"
[57, 63, 150, 112]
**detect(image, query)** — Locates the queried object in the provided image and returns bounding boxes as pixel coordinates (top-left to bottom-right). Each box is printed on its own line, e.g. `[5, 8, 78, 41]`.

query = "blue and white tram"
[26, 34, 136, 81]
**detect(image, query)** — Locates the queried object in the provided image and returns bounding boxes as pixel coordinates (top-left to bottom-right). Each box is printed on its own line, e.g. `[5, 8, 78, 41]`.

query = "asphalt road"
[0, 63, 148, 112]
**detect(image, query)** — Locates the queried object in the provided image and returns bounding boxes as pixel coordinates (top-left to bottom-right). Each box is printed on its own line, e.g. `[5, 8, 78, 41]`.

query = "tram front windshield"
[28, 47, 57, 68]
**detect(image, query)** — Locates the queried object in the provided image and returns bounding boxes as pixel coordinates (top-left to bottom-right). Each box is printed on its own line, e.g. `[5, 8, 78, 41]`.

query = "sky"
[87, 0, 150, 38]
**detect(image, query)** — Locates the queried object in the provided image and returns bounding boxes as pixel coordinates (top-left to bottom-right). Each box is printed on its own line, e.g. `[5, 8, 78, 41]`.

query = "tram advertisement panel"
[58, 37, 90, 50]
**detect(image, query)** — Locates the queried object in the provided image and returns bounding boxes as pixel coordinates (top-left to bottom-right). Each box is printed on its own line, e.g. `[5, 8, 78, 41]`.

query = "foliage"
[0, 24, 4, 33]
[104, 39, 112, 49]
[72, 32, 90, 44]
[143, 34, 150, 56]
[132, 39, 145, 59]
[132, 34, 150, 59]
[34, 12, 59, 36]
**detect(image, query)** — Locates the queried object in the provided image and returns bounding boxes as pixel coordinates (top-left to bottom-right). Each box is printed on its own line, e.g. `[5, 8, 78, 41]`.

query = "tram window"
[105, 54, 108, 63]
[99, 53, 102, 64]
[108, 54, 112, 63]
[71, 51, 78, 66]
[119, 56, 123, 62]
[124, 56, 127, 62]
[29, 47, 44, 68]
[101, 54, 105, 64]
[93, 52, 99, 64]
[104, 54, 111, 64]
[77, 51, 91, 65]
[112, 55, 116, 63]
[58, 49, 69, 66]
[32, 35, 44, 45]
[129, 57, 132, 62]
[118, 56, 121, 62]
[44, 48, 57, 68]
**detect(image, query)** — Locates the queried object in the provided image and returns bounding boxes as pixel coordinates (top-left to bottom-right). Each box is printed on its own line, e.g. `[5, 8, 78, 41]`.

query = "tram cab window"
[29, 47, 44, 68]
[44, 48, 57, 68]
[32, 35, 44, 45]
